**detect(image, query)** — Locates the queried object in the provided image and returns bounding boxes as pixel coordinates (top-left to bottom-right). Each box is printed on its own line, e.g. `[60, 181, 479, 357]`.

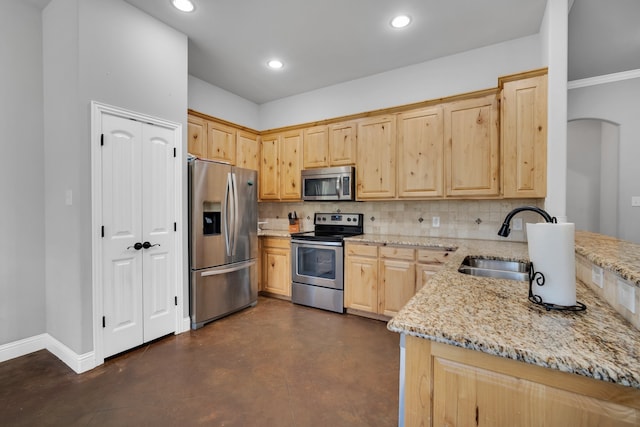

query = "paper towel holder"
[528, 262, 586, 312]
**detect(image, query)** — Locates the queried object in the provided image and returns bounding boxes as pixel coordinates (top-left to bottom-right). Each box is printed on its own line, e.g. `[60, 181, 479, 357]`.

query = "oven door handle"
[291, 239, 343, 247]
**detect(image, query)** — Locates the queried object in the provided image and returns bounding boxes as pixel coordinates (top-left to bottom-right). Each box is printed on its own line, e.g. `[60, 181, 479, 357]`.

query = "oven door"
[291, 240, 344, 290]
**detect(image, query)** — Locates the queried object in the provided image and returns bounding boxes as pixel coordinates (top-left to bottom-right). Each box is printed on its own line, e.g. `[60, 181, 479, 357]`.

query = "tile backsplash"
[259, 199, 546, 242]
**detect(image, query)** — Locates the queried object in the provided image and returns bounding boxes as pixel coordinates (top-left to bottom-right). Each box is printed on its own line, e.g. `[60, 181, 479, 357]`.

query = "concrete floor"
[1, 297, 400, 426]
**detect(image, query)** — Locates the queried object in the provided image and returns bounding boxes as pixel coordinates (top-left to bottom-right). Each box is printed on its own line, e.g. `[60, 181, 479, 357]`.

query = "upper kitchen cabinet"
[500, 72, 547, 198]
[259, 129, 303, 201]
[397, 107, 444, 198]
[356, 115, 397, 199]
[444, 93, 500, 198]
[187, 115, 207, 158]
[207, 121, 236, 165]
[303, 122, 357, 169]
[302, 125, 329, 168]
[237, 130, 260, 171]
[328, 121, 357, 166]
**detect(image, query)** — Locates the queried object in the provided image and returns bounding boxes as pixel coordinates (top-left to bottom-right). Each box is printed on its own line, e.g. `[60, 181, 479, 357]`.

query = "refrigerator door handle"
[199, 259, 256, 277]
[223, 172, 231, 256]
[231, 172, 239, 256]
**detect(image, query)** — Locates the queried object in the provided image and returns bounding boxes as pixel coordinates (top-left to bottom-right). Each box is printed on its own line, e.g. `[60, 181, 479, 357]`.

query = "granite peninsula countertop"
[367, 232, 640, 389]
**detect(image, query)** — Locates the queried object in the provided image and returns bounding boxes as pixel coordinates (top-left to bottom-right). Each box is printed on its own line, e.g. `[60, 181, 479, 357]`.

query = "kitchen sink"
[458, 256, 530, 281]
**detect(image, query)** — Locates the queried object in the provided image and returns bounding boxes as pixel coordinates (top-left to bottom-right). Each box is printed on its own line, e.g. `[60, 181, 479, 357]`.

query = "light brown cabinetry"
[187, 115, 207, 158]
[501, 73, 547, 198]
[302, 125, 329, 168]
[259, 237, 291, 298]
[187, 112, 259, 171]
[404, 336, 640, 427]
[379, 247, 416, 317]
[259, 130, 303, 201]
[356, 115, 396, 199]
[345, 243, 453, 318]
[206, 121, 236, 164]
[344, 243, 378, 313]
[328, 121, 357, 166]
[397, 107, 444, 198]
[236, 130, 260, 171]
[444, 93, 500, 197]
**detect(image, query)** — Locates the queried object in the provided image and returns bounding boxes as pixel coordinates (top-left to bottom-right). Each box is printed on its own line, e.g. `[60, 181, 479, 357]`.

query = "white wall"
[542, 0, 569, 221]
[0, 2, 46, 346]
[568, 76, 640, 244]
[258, 35, 542, 130]
[188, 75, 260, 130]
[567, 120, 602, 231]
[43, 0, 188, 354]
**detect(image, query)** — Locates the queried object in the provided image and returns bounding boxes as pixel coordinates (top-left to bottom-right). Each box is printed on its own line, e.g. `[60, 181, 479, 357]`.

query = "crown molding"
[568, 69, 640, 90]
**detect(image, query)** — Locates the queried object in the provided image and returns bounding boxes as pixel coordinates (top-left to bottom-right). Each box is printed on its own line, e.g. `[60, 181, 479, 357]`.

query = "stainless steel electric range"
[290, 213, 364, 313]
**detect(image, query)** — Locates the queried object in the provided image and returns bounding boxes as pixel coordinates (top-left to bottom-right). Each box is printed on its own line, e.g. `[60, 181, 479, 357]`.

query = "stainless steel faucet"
[497, 206, 557, 237]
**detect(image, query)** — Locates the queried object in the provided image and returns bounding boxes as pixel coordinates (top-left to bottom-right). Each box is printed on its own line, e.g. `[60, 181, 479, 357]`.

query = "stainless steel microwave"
[301, 166, 356, 201]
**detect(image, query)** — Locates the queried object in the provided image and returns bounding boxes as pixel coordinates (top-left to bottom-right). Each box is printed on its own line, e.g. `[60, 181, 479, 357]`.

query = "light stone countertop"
[349, 232, 640, 389]
[257, 229, 291, 238]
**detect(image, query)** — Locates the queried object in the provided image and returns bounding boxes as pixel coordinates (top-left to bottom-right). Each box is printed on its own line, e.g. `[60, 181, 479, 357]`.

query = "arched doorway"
[566, 119, 620, 237]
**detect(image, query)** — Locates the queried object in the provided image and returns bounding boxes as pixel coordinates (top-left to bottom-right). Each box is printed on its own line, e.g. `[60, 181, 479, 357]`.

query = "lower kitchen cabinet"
[404, 336, 640, 427]
[345, 243, 454, 319]
[259, 237, 291, 298]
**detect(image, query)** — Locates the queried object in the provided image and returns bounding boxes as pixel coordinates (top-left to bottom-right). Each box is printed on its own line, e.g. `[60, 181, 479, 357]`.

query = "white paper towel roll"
[526, 222, 576, 306]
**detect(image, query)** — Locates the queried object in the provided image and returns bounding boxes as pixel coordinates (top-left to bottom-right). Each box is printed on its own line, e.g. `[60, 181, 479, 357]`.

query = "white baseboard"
[0, 334, 95, 374]
[181, 316, 191, 333]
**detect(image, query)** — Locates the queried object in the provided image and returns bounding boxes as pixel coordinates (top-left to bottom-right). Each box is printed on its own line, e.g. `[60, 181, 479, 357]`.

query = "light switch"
[65, 190, 73, 206]
[617, 279, 636, 314]
[432, 216, 440, 228]
[513, 218, 523, 231]
[632, 196, 640, 207]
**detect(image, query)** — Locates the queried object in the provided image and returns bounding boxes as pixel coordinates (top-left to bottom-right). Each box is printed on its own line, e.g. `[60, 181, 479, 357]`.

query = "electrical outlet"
[432, 216, 440, 228]
[512, 218, 523, 231]
[65, 190, 73, 206]
[617, 279, 636, 314]
[591, 266, 603, 288]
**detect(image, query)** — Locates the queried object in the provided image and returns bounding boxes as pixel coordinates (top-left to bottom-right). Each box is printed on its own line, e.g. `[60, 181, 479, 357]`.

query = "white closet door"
[101, 113, 176, 358]
[141, 124, 176, 342]
[101, 113, 144, 357]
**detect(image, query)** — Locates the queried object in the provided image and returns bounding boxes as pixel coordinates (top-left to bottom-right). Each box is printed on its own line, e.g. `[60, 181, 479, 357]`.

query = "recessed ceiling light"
[391, 15, 411, 29]
[267, 59, 284, 70]
[171, 0, 194, 13]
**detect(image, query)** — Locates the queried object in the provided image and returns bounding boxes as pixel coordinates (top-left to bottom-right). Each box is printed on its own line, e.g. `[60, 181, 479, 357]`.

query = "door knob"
[142, 241, 160, 249]
[127, 242, 143, 250]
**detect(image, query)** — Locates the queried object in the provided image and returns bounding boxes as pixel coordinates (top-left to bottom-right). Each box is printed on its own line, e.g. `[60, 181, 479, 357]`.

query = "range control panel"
[314, 213, 362, 226]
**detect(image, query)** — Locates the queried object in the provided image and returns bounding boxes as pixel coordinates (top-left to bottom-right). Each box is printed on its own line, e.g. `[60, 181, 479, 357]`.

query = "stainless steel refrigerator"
[188, 159, 258, 329]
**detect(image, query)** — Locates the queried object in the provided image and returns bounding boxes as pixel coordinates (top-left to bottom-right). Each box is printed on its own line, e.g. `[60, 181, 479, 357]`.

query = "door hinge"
[173, 147, 177, 158]
[100, 134, 104, 146]
[174, 222, 177, 232]
[102, 316, 106, 328]
[174, 296, 178, 306]
[101, 226, 104, 238]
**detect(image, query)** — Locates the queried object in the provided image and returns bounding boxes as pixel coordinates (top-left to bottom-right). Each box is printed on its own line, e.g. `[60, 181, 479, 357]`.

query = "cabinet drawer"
[261, 237, 290, 249]
[380, 246, 415, 261]
[417, 248, 454, 264]
[346, 243, 378, 258]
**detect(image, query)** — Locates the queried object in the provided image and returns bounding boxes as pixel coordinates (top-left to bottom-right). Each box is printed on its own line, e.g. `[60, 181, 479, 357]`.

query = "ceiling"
[25, 0, 640, 104]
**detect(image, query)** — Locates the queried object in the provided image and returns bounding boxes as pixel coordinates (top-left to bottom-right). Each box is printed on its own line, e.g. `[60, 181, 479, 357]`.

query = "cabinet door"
[345, 244, 378, 313]
[356, 115, 397, 199]
[261, 238, 291, 297]
[502, 74, 547, 198]
[260, 134, 280, 200]
[236, 130, 260, 171]
[207, 121, 237, 164]
[379, 257, 415, 317]
[328, 121, 357, 166]
[303, 125, 329, 168]
[444, 94, 499, 197]
[397, 107, 444, 198]
[280, 130, 303, 200]
[187, 115, 207, 158]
